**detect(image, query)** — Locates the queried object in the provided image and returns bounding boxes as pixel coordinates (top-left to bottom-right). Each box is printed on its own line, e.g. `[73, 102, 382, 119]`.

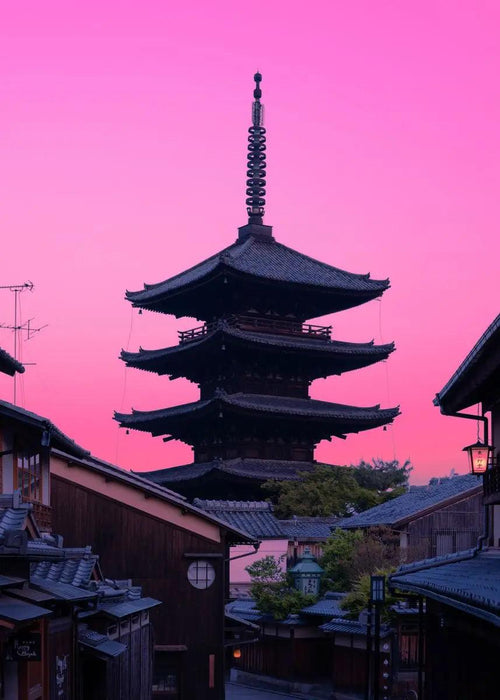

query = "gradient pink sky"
[1, 1, 498, 484]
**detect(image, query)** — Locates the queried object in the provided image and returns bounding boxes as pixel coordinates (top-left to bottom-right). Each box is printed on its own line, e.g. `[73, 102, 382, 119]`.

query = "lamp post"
[462, 440, 493, 475]
[370, 575, 385, 700]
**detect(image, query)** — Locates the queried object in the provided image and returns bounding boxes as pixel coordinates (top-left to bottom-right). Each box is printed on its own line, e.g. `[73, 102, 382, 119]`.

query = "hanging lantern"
[289, 547, 324, 596]
[462, 440, 493, 475]
[232, 648, 241, 659]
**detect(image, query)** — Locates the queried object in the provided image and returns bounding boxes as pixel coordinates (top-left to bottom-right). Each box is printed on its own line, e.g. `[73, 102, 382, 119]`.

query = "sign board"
[11, 633, 42, 661]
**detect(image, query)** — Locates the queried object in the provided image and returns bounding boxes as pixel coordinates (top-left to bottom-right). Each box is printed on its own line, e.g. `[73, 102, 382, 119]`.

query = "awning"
[97, 597, 161, 619]
[0, 594, 52, 623]
[30, 577, 97, 602]
[78, 629, 127, 658]
[0, 575, 25, 589]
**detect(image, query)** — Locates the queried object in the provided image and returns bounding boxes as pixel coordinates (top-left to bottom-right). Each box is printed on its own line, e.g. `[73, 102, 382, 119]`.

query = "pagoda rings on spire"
[246, 72, 266, 225]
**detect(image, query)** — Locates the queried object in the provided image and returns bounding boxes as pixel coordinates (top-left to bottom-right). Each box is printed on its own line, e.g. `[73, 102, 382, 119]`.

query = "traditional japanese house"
[0, 492, 160, 700]
[390, 314, 500, 700]
[116, 73, 399, 501]
[336, 473, 484, 563]
[0, 397, 257, 700]
[49, 450, 256, 700]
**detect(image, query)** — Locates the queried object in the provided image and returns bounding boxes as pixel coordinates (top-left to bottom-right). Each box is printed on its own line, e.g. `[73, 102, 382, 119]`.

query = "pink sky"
[1, 1, 498, 484]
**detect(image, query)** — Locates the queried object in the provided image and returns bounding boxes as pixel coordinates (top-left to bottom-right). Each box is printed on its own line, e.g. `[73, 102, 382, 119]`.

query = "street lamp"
[370, 575, 386, 604]
[369, 575, 386, 700]
[462, 440, 493, 475]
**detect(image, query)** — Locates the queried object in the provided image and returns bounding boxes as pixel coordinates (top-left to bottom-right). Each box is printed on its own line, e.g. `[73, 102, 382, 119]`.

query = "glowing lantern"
[463, 440, 493, 475]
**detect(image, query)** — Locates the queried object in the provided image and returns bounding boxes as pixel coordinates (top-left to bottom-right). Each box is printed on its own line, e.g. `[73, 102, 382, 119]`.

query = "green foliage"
[351, 458, 412, 498]
[262, 460, 412, 519]
[245, 555, 317, 621]
[263, 465, 372, 518]
[339, 568, 398, 622]
[320, 529, 364, 591]
[320, 526, 400, 592]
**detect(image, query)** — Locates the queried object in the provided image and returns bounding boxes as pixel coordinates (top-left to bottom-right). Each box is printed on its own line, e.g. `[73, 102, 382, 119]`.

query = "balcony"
[483, 465, 500, 504]
[178, 315, 332, 344]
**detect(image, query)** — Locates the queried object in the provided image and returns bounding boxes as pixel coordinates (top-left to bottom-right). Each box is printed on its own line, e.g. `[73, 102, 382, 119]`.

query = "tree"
[339, 568, 398, 622]
[263, 465, 373, 518]
[320, 526, 400, 592]
[262, 460, 412, 518]
[245, 555, 317, 621]
[352, 458, 412, 498]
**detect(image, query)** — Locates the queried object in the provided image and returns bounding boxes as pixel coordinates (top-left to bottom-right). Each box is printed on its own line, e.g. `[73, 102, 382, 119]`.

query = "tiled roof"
[79, 629, 127, 657]
[336, 474, 481, 529]
[121, 325, 394, 378]
[139, 458, 318, 485]
[97, 597, 161, 619]
[0, 347, 24, 376]
[115, 393, 399, 437]
[279, 516, 338, 540]
[31, 553, 97, 587]
[226, 599, 262, 623]
[193, 500, 286, 538]
[301, 593, 347, 617]
[126, 236, 389, 307]
[0, 502, 31, 537]
[390, 550, 500, 626]
[0, 594, 52, 622]
[434, 314, 500, 413]
[0, 400, 89, 458]
[320, 618, 391, 637]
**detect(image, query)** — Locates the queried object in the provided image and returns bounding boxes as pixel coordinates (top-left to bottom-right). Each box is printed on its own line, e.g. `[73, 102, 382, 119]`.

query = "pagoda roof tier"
[136, 458, 323, 502]
[115, 393, 399, 443]
[125, 235, 390, 320]
[139, 458, 318, 485]
[121, 323, 395, 381]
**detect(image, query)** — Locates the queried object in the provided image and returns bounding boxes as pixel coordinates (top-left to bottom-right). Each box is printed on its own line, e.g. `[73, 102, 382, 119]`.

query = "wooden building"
[0, 492, 159, 700]
[116, 73, 398, 502]
[0, 397, 256, 700]
[336, 473, 484, 563]
[49, 449, 256, 700]
[391, 314, 500, 700]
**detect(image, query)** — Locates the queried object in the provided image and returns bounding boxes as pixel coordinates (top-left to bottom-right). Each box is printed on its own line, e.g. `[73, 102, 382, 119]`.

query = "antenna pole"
[0, 281, 44, 405]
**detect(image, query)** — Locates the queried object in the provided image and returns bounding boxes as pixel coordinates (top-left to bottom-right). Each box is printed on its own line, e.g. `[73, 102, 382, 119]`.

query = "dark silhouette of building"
[115, 74, 399, 500]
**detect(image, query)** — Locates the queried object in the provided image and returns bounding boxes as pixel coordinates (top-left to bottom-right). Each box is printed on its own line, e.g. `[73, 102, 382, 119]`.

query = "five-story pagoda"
[115, 74, 399, 500]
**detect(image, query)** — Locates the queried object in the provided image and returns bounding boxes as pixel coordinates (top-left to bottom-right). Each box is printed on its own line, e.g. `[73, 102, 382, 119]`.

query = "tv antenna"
[0, 281, 47, 404]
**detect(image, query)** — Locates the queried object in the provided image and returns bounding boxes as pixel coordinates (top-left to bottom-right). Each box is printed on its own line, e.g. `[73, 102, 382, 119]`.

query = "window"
[15, 451, 42, 503]
[187, 560, 216, 590]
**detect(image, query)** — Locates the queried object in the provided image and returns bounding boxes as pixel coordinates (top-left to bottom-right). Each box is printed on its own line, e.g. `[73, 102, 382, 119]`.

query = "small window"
[187, 560, 215, 590]
[15, 451, 42, 503]
[141, 611, 149, 626]
[107, 624, 118, 639]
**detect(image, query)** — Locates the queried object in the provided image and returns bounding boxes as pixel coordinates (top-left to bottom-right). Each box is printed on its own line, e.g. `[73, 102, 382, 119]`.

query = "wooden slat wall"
[51, 475, 227, 700]
[406, 491, 484, 561]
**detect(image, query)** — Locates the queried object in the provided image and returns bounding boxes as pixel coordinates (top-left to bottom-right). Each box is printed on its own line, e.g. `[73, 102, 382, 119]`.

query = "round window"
[187, 560, 216, 590]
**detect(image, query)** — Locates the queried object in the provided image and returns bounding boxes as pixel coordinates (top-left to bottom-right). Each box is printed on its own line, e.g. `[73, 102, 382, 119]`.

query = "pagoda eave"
[120, 329, 395, 381]
[114, 395, 399, 444]
[125, 236, 390, 321]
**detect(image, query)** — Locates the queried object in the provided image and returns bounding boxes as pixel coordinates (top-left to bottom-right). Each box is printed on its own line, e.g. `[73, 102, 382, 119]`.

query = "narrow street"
[226, 682, 305, 699]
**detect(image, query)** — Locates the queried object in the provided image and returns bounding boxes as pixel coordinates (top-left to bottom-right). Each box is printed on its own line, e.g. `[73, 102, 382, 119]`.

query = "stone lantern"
[289, 547, 324, 596]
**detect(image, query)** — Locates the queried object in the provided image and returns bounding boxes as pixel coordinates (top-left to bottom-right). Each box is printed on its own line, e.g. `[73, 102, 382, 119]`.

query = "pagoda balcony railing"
[178, 314, 332, 344]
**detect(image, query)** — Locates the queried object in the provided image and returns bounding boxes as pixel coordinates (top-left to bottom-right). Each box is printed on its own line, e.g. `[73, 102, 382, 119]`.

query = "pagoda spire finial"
[246, 72, 266, 225]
